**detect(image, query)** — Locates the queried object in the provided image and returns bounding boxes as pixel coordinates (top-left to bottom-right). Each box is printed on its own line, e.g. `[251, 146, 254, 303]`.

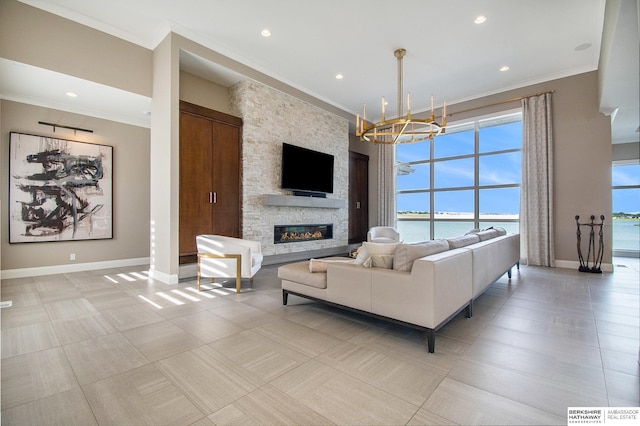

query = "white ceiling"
[3, 0, 639, 143]
[0, 58, 152, 128]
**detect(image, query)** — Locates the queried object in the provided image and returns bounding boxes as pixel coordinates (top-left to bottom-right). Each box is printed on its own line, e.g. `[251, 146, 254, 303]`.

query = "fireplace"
[274, 224, 333, 244]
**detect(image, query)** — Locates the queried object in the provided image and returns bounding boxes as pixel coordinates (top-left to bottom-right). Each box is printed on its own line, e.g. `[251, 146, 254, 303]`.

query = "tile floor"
[1, 258, 638, 425]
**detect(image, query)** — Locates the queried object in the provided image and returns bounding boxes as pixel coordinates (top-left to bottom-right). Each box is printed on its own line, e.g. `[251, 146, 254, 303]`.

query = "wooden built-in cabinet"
[348, 151, 369, 244]
[179, 101, 242, 264]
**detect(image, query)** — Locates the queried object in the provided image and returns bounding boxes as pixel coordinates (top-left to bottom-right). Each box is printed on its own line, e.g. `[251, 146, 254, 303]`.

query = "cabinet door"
[349, 151, 369, 244]
[179, 112, 213, 258]
[212, 122, 241, 238]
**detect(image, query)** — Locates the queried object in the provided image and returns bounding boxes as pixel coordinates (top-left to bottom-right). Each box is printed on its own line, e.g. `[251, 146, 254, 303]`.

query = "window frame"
[396, 110, 522, 241]
[611, 161, 640, 256]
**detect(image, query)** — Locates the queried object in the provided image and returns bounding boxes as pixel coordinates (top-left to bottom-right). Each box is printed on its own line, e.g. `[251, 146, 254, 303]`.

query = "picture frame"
[9, 132, 113, 243]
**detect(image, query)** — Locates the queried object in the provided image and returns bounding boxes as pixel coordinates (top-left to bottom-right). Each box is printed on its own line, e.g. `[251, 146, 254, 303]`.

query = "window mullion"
[429, 139, 435, 240]
[474, 121, 480, 229]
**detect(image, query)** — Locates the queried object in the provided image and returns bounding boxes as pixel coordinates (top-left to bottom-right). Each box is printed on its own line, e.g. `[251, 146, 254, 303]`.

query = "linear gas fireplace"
[274, 224, 333, 244]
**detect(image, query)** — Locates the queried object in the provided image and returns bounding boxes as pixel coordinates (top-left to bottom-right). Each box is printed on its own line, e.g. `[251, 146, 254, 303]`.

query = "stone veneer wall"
[229, 79, 349, 257]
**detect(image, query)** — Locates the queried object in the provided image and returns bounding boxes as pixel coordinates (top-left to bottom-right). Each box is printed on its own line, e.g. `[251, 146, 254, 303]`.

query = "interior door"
[349, 151, 369, 244]
[212, 122, 241, 238]
[179, 112, 214, 259]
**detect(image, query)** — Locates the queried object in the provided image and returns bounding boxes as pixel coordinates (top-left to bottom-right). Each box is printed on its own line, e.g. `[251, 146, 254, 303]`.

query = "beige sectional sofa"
[278, 231, 520, 353]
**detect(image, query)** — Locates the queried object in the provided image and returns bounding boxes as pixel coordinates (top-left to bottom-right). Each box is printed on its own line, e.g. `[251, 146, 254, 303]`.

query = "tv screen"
[281, 143, 334, 197]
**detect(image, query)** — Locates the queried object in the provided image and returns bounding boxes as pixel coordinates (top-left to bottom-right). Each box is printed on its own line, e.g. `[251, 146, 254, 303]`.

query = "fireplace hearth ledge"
[263, 194, 344, 209]
[262, 246, 350, 266]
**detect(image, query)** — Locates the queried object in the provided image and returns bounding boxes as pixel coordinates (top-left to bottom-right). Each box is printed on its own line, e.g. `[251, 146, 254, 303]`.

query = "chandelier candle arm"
[356, 48, 447, 144]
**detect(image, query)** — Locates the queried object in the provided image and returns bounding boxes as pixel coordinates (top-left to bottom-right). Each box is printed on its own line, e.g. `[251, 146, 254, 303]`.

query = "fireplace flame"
[280, 230, 324, 241]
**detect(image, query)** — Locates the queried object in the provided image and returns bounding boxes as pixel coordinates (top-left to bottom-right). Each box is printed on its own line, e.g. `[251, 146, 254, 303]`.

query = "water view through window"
[612, 163, 640, 253]
[396, 112, 521, 243]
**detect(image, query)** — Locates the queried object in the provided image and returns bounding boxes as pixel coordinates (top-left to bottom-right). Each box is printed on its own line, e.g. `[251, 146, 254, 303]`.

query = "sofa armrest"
[467, 233, 520, 297]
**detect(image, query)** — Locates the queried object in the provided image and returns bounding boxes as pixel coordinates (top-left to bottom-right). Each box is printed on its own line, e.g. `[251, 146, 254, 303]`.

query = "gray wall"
[1, 100, 151, 270]
[0, 0, 152, 97]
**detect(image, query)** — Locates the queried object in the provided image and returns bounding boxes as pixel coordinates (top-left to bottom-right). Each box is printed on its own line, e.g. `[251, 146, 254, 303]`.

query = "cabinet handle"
[209, 192, 213, 204]
[213, 192, 217, 204]
[356, 201, 361, 209]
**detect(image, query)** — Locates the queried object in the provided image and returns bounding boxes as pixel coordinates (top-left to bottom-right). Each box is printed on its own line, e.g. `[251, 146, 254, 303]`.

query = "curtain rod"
[446, 90, 555, 118]
[38, 121, 94, 133]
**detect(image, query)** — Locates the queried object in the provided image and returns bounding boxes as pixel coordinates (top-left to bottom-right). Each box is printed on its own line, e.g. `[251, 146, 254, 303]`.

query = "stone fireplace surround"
[229, 79, 349, 264]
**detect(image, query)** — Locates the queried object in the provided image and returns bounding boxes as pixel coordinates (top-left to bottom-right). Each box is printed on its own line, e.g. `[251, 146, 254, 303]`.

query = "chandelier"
[356, 48, 447, 144]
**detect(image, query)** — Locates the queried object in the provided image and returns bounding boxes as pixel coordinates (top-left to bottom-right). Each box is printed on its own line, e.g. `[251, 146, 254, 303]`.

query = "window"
[396, 112, 522, 243]
[612, 163, 640, 254]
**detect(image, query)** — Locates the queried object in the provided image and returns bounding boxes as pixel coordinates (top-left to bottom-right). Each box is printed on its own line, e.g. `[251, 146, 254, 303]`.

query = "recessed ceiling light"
[574, 43, 592, 51]
[261, 29, 271, 37]
[335, 74, 344, 80]
[499, 66, 510, 72]
[66, 92, 78, 98]
[474, 15, 487, 24]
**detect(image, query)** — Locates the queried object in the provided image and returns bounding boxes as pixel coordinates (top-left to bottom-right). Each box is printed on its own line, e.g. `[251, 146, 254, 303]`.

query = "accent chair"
[196, 235, 263, 293]
[367, 226, 400, 243]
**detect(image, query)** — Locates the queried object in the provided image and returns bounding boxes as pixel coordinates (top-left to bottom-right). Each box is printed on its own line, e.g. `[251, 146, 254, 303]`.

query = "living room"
[2, 0, 637, 281]
[0, 0, 638, 424]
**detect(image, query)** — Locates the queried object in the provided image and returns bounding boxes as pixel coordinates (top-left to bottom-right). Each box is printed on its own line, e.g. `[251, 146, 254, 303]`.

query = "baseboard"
[179, 263, 197, 280]
[1, 257, 150, 280]
[148, 268, 179, 285]
[613, 249, 640, 258]
[554, 259, 613, 273]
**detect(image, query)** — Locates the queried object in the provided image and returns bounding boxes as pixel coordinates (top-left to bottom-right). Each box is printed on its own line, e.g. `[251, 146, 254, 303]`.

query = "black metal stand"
[575, 215, 605, 273]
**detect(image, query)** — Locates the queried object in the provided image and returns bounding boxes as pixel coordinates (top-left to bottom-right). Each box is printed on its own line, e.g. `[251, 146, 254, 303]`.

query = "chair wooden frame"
[196, 253, 247, 293]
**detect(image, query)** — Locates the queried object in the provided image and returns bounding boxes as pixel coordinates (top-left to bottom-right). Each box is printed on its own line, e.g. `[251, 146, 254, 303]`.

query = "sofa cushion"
[476, 229, 500, 241]
[393, 240, 450, 272]
[447, 234, 480, 249]
[466, 227, 506, 239]
[278, 261, 327, 289]
[362, 255, 394, 269]
[354, 242, 400, 265]
[494, 227, 507, 236]
[309, 257, 354, 272]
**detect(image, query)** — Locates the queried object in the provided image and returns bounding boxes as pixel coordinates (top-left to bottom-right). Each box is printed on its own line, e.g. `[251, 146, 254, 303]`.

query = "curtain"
[377, 144, 396, 227]
[520, 93, 555, 266]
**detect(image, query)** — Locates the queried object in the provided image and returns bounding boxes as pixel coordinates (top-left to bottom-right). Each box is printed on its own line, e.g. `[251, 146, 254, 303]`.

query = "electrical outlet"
[70, 253, 76, 261]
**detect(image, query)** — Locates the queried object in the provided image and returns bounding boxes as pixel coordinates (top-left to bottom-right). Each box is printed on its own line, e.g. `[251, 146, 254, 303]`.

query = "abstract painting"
[9, 132, 113, 243]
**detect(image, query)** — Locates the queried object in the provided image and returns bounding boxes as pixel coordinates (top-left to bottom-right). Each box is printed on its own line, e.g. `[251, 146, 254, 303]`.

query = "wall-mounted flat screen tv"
[281, 143, 334, 197]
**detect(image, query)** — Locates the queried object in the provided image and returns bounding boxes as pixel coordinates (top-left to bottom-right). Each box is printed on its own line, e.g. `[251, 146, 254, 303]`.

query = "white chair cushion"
[370, 237, 398, 243]
[251, 253, 263, 267]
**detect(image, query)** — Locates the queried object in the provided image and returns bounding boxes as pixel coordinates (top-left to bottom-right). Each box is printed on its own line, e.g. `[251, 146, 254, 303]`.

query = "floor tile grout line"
[2, 261, 639, 424]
